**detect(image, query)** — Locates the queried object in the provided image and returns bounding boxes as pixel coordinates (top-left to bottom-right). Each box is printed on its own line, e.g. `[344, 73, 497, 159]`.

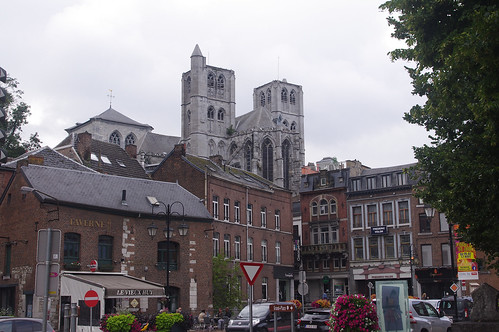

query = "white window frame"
[274, 210, 280, 230]
[247, 238, 253, 261]
[212, 196, 219, 220]
[275, 242, 281, 264]
[261, 207, 267, 228]
[261, 240, 267, 262]
[247, 204, 253, 225]
[234, 236, 241, 261]
[223, 198, 230, 221]
[224, 234, 230, 259]
[234, 201, 241, 223]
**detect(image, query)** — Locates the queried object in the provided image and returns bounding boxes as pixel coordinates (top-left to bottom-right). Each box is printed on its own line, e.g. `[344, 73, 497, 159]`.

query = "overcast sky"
[2, 0, 429, 169]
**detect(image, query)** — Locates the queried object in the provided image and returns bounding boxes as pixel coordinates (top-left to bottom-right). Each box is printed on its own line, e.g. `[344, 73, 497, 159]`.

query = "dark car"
[226, 302, 299, 332]
[297, 308, 330, 331]
[0, 318, 55, 332]
[438, 296, 473, 321]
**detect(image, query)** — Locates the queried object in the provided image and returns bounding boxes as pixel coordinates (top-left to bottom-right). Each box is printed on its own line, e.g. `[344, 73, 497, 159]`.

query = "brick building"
[0, 160, 213, 330]
[151, 144, 295, 302]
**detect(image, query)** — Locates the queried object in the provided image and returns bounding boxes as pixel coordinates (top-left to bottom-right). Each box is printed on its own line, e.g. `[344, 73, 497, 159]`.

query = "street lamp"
[20, 186, 59, 332]
[146, 197, 188, 311]
[424, 205, 458, 320]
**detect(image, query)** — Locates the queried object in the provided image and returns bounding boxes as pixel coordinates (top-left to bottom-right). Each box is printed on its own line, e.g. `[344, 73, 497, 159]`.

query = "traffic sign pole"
[84, 290, 99, 332]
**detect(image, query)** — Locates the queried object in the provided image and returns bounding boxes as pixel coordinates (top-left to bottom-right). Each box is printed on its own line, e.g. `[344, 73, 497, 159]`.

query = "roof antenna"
[107, 89, 115, 108]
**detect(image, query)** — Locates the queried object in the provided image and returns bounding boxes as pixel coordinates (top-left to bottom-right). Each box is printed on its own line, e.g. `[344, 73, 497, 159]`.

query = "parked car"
[226, 302, 299, 332]
[438, 296, 473, 322]
[409, 299, 452, 332]
[297, 308, 330, 331]
[0, 317, 55, 332]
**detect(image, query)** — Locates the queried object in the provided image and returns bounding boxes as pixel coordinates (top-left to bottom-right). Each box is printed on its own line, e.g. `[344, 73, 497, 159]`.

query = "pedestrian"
[224, 307, 232, 319]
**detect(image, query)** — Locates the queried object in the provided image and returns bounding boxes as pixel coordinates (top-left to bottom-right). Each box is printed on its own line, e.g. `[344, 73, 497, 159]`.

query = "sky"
[2, 0, 430, 169]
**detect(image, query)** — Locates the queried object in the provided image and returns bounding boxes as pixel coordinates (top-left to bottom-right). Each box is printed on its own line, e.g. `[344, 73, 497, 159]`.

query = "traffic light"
[0, 66, 7, 163]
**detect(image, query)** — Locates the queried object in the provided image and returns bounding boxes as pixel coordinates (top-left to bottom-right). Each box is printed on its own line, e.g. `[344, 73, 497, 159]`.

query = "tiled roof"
[22, 164, 212, 220]
[65, 107, 153, 132]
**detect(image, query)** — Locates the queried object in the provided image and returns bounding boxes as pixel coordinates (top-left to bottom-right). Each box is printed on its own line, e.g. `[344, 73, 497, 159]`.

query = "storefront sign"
[69, 218, 111, 228]
[370, 226, 388, 235]
[109, 288, 164, 297]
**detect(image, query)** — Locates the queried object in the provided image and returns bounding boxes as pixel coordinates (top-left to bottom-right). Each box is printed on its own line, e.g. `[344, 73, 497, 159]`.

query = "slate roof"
[141, 132, 180, 155]
[22, 164, 213, 220]
[65, 107, 153, 132]
[3, 147, 95, 172]
[358, 163, 416, 177]
[234, 107, 274, 132]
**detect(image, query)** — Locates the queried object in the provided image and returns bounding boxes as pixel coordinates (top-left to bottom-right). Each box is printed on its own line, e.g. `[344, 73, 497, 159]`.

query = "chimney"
[173, 144, 186, 157]
[125, 144, 137, 159]
[76, 132, 92, 161]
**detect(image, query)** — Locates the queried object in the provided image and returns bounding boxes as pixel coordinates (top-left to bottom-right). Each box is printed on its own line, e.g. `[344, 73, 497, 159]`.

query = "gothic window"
[282, 140, 291, 189]
[260, 92, 265, 106]
[229, 143, 237, 156]
[244, 141, 252, 171]
[186, 76, 191, 93]
[283, 120, 289, 128]
[291, 122, 296, 131]
[187, 110, 191, 124]
[267, 89, 271, 104]
[109, 131, 121, 145]
[262, 138, 273, 181]
[290, 90, 296, 104]
[207, 106, 215, 119]
[207, 72, 215, 88]
[125, 133, 136, 146]
[217, 108, 225, 121]
[281, 88, 288, 103]
[217, 75, 225, 90]
[209, 140, 216, 156]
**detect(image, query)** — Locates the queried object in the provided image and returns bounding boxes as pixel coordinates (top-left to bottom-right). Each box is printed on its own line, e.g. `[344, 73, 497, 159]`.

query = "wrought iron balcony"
[301, 242, 347, 256]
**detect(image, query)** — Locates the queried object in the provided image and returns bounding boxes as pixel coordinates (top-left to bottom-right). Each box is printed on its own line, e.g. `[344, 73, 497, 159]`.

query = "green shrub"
[101, 313, 141, 332]
[155, 312, 184, 332]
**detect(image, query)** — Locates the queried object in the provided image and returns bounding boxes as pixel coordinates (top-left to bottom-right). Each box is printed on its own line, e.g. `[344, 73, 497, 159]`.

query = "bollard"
[64, 304, 70, 332]
[70, 303, 77, 332]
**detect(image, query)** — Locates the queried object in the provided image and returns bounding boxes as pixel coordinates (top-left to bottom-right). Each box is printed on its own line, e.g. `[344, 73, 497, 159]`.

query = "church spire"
[191, 44, 203, 57]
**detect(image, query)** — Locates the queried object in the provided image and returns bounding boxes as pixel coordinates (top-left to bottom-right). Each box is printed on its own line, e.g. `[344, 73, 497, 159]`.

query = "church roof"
[65, 107, 153, 133]
[234, 107, 274, 132]
[191, 44, 203, 57]
[141, 132, 180, 156]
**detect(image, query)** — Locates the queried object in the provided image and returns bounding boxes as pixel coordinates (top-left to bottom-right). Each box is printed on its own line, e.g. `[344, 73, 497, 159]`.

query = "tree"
[0, 75, 41, 158]
[380, 0, 499, 269]
[212, 254, 242, 311]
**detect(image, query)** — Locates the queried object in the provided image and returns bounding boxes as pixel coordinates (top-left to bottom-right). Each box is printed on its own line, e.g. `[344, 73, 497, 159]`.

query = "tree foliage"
[212, 254, 242, 311]
[1, 76, 41, 158]
[380, 0, 499, 269]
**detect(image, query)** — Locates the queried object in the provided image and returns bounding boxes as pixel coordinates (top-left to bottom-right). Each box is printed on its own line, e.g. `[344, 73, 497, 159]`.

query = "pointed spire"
[191, 44, 203, 57]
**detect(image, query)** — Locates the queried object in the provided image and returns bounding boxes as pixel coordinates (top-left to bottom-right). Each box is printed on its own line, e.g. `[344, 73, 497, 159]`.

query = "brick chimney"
[125, 144, 137, 159]
[172, 144, 186, 157]
[76, 132, 92, 161]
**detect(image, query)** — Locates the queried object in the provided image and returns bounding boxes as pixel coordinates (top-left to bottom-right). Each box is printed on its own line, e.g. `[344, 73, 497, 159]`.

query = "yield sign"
[240, 262, 263, 286]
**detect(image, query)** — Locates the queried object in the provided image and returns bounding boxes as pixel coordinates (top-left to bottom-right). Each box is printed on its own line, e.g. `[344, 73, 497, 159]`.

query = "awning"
[61, 272, 165, 299]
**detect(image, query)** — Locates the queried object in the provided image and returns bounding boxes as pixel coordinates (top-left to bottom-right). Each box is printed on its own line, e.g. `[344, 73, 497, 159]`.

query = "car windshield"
[237, 305, 269, 318]
[302, 312, 330, 320]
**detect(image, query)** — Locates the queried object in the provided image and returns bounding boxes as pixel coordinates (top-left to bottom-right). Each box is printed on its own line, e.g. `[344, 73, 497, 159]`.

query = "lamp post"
[20, 186, 59, 332]
[424, 205, 458, 320]
[146, 197, 188, 311]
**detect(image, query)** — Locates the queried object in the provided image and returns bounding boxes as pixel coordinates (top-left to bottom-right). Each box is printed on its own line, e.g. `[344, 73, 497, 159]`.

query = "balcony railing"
[301, 243, 347, 255]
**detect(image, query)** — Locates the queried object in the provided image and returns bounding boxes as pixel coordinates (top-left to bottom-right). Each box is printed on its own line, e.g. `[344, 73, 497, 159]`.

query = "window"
[274, 210, 280, 230]
[381, 174, 391, 188]
[64, 232, 80, 267]
[262, 277, 268, 300]
[441, 243, 451, 266]
[275, 242, 281, 264]
[354, 238, 364, 260]
[217, 75, 225, 90]
[267, 89, 271, 104]
[397, 172, 407, 185]
[367, 204, 377, 227]
[109, 131, 121, 145]
[291, 122, 296, 131]
[290, 90, 296, 104]
[244, 141, 253, 171]
[311, 202, 318, 216]
[382, 203, 393, 225]
[223, 198, 230, 221]
[439, 213, 449, 232]
[158, 241, 179, 270]
[281, 88, 288, 102]
[320, 177, 326, 186]
[352, 206, 362, 228]
[207, 106, 215, 119]
[282, 140, 291, 189]
[247, 204, 253, 225]
[261, 240, 267, 262]
[367, 177, 376, 190]
[213, 232, 220, 257]
[369, 237, 379, 259]
[217, 108, 225, 121]
[186, 76, 191, 93]
[247, 238, 253, 261]
[234, 236, 241, 260]
[212, 196, 219, 220]
[207, 72, 215, 88]
[422, 244, 433, 267]
[262, 138, 273, 181]
[3, 244, 11, 277]
[260, 92, 265, 106]
[419, 213, 431, 233]
[398, 201, 409, 224]
[234, 201, 241, 223]
[400, 235, 411, 258]
[320, 199, 328, 215]
[320, 226, 330, 244]
[224, 234, 230, 259]
[384, 236, 395, 258]
[352, 179, 361, 191]
[261, 207, 267, 228]
[330, 199, 337, 214]
[98, 235, 113, 270]
[125, 133, 136, 146]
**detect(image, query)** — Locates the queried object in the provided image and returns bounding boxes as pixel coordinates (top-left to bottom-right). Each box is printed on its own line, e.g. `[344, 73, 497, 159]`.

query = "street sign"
[89, 260, 98, 272]
[35, 263, 60, 297]
[240, 262, 263, 285]
[297, 283, 309, 296]
[37, 229, 61, 262]
[270, 304, 295, 312]
[450, 283, 459, 293]
[84, 290, 99, 308]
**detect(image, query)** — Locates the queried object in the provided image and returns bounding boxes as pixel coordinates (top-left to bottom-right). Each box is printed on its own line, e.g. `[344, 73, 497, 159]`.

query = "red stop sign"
[84, 290, 99, 307]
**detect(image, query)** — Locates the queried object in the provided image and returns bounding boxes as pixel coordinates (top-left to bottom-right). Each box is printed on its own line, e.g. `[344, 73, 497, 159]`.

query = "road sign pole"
[249, 284, 253, 332]
[42, 228, 51, 332]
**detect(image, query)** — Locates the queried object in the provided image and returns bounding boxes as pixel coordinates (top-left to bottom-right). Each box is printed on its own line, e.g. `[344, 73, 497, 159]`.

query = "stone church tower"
[181, 45, 305, 195]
